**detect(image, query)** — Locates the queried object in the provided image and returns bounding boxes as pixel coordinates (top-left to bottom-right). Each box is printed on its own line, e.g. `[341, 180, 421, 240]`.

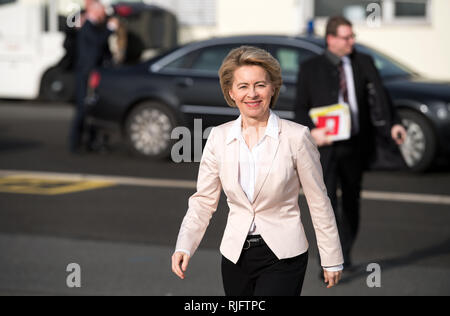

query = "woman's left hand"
[323, 270, 342, 288]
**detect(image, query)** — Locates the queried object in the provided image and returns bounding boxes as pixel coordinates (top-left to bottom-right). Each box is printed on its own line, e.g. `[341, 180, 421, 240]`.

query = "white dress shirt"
[176, 110, 343, 271]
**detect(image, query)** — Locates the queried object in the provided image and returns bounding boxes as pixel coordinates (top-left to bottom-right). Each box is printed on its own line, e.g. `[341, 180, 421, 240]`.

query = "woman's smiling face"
[229, 65, 275, 121]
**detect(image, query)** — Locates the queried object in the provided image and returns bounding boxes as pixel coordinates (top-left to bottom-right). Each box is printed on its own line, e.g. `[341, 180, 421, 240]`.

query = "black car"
[88, 35, 450, 171]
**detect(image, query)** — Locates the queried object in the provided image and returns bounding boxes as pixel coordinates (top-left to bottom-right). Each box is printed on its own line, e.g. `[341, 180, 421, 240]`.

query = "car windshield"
[356, 44, 416, 79]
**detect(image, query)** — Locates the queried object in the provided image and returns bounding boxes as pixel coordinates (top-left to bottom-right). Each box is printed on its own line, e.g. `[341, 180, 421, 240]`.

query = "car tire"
[40, 67, 75, 103]
[125, 101, 177, 159]
[398, 109, 436, 172]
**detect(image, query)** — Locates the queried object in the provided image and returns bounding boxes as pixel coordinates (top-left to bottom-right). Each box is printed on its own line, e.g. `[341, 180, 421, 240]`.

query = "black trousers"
[321, 136, 364, 264]
[221, 237, 308, 296]
[69, 72, 97, 152]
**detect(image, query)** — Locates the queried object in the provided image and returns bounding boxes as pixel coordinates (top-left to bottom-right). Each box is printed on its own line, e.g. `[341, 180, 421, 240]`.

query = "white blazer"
[175, 115, 344, 266]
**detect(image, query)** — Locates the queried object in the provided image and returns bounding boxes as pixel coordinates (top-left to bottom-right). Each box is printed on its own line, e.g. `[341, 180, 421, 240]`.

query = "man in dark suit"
[69, 1, 118, 153]
[295, 16, 407, 268]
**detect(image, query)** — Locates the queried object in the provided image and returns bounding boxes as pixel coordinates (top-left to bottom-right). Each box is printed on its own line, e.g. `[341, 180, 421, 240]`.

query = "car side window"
[0, 0, 16, 5]
[161, 45, 235, 73]
[356, 45, 413, 78]
[189, 45, 236, 73]
[161, 44, 269, 74]
[162, 51, 198, 71]
[274, 46, 316, 79]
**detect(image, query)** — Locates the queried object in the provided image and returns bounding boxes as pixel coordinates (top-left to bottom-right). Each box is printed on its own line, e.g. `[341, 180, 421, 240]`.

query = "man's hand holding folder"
[311, 126, 334, 147]
[309, 103, 352, 147]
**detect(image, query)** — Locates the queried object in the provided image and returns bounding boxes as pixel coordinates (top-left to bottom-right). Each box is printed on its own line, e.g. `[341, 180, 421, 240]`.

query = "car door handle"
[175, 77, 194, 88]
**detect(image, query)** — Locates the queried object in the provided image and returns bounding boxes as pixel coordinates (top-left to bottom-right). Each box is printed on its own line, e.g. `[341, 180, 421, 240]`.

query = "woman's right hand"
[171, 251, 190, 279]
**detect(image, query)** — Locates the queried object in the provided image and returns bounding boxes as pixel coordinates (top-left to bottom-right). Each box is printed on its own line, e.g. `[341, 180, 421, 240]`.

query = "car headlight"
[420, 104, 429, 114]
[435, 103, 449, 120]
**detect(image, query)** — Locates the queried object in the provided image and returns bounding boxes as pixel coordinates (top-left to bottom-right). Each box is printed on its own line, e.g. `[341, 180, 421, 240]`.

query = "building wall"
[216, 0, 298, 36]
[177, 0, 299, 44]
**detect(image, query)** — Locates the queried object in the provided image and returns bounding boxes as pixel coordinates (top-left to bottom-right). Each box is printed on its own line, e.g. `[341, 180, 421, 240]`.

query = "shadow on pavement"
[340, 237, 450, 284]
[0, 139, 43, 153]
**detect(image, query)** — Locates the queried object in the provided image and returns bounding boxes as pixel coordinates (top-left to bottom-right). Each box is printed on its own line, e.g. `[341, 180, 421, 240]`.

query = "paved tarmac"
[0, 101, 449, 296]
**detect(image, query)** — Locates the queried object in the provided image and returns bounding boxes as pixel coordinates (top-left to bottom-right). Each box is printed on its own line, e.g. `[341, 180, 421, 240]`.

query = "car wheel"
[398, 109, 436, 172]
[40, 67, 75, 102]
[125, 102, 177, 159]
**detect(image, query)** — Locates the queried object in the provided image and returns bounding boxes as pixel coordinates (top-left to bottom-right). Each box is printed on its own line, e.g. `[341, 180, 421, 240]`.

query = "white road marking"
[0, 169, 449, 205]
[361, 190, 450, 205]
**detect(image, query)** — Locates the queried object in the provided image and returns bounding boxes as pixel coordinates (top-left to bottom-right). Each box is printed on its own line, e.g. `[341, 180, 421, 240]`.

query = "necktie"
[338, 61, 349, 103]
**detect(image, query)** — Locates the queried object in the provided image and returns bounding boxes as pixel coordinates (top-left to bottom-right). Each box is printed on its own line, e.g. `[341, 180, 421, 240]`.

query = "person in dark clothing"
[294, 16, 407, 270]
[69, 1, 118, 153]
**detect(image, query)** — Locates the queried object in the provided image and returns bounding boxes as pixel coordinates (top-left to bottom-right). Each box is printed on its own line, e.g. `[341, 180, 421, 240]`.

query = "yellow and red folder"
[309, 103, 351, 142]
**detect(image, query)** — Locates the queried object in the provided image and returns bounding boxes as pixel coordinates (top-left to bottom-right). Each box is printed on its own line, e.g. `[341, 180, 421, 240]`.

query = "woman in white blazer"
[172, 46, 344, 296]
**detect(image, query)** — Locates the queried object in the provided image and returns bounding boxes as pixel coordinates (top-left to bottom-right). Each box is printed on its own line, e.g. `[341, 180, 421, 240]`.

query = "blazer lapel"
[225, 133, 253, 208]
[252, 118, 281, 204]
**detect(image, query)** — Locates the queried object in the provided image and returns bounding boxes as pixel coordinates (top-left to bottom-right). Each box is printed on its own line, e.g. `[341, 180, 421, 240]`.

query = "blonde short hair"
[218, 46, 282, 108]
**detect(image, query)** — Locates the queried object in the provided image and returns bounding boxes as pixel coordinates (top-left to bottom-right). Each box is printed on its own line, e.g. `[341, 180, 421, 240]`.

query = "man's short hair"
[326, 16, 353, 37]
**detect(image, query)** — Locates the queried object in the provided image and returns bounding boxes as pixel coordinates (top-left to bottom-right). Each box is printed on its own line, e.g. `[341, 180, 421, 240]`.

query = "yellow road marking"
[0, 170, 449, 205]
[0, 175, 116, 195]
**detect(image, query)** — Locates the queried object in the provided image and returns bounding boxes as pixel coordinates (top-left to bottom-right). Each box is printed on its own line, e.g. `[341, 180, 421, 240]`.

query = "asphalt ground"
[0, 101, 449, 296]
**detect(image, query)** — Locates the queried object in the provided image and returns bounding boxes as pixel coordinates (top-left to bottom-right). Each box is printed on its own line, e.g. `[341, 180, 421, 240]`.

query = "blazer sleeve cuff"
[323, 264, 344, 272]
[174, 249, 191, 257]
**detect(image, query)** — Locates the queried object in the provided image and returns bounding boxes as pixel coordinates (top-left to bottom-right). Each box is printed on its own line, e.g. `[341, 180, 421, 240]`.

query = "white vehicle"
[0, 0, 178, 102]
[0, 0, 70, 100]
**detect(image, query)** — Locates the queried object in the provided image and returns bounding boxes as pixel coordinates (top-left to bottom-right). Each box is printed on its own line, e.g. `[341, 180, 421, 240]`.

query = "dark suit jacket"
[76, 19, 113, 76]
[74, 20, 113, 107]
[294, 49, 404, 170]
